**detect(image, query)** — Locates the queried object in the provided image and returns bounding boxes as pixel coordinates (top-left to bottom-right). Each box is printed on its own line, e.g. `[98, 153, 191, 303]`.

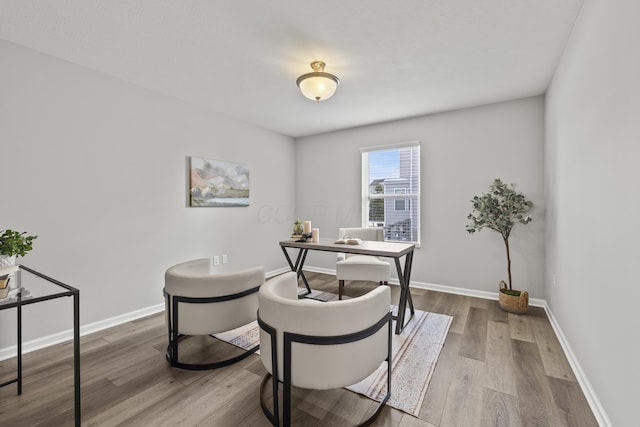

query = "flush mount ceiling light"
[296, 61, 340, 102]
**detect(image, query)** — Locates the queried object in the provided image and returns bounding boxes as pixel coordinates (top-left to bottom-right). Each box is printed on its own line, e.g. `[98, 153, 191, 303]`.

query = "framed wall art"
[189, 156, 250, 207]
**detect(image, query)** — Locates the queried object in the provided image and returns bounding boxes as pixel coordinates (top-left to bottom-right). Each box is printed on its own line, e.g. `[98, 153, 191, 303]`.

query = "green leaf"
[0, 229, 38, 257]
[464, 179, 532, 289]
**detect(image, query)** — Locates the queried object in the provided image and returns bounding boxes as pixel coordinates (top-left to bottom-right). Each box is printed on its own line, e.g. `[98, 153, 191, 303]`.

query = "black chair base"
[259, 373, 390, 427]
[338, 279, 389, 300]
[165, 335, 259, 371]
[163, 285, 262, 371]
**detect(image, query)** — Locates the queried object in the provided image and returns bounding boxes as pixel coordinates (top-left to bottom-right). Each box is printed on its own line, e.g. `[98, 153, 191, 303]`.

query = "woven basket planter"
[498, 281, 529, 314]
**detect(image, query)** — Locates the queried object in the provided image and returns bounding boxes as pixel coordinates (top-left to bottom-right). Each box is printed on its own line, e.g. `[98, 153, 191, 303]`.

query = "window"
[361, 142, 420, 245]
[394, 189, 409, 211]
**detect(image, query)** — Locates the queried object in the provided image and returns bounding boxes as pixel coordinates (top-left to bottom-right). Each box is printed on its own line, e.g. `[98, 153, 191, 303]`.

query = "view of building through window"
[361, 142, 420, 245]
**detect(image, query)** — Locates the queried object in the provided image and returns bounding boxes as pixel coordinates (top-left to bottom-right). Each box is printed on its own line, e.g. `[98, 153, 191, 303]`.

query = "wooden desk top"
[279, 237, 415, 258]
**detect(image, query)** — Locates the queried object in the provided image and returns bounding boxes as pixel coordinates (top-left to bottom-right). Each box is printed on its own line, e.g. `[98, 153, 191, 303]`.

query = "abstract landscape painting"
[189, 156, 249, 207]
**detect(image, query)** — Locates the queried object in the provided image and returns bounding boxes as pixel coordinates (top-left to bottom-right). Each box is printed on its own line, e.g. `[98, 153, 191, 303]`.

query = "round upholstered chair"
[336, 227, 391, 299]
[258, 271, 392, 427]
[163, 258, 264, 370]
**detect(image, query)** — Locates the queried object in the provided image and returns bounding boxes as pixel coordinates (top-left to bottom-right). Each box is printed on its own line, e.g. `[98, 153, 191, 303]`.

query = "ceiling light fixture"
[296, 61, 340, 102]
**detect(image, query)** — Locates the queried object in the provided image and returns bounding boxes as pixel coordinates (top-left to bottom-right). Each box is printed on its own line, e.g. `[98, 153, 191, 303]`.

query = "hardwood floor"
[0, 272, 598, 426]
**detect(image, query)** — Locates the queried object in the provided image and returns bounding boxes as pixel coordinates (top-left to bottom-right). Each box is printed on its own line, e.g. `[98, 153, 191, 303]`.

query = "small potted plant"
[292, 220, 304, 236]
[465, 179, 532, 313]
[0, 229, 37, 297]
[0, 229, 38, 267]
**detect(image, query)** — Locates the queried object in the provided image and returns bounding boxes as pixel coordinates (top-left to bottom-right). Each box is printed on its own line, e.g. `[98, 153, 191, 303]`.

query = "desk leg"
[404, 250, 415, 314]
[73, 291, 81, 427]
[280, 247, 311, 294]
[296, 249, 311, 294]
[394, 250, 415, 335]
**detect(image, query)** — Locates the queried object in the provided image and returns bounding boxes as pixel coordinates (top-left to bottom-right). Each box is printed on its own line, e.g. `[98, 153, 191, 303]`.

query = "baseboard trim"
[302, 265, 546, 307]
[266, 266, 291, 278]
[301, 266, 335, 276]
[0, 265, 610, 426]
[0, 303, 165, 361]
[408, 279, 546, 308]
[0, 267, 300, 361]
[542, 302, 611, 427]
[304, 265, 608, 425]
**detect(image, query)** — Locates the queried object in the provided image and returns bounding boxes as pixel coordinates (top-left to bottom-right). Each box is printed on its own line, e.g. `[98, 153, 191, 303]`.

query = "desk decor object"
[290, 233, 312, 242]
[292, 220, 304, 235]
[334, 237, 363, 245]
[189, 156, 249, 207]
[291, 220, 314, 242]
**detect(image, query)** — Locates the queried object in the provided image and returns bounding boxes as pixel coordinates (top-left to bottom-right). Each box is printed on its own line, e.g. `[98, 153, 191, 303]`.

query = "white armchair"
[163, 258, 264, 370]
[258, 271, 392, 426]
[336, 227, 391, 299]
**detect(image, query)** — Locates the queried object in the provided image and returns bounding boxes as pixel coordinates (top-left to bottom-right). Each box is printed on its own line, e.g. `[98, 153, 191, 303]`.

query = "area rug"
[346, 308, 452, 416]
[213, 292, 452, 417]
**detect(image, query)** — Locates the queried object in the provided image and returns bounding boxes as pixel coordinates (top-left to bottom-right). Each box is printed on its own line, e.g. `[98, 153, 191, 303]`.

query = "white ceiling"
[0, 0, 583, 138]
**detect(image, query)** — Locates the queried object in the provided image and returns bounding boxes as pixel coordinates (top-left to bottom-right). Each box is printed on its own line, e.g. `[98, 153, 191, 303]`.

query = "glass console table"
[0, 265, 80, 426]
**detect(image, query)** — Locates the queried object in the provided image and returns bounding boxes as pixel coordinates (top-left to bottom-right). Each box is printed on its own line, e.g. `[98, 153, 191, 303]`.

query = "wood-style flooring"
[0, 272, 599, 426]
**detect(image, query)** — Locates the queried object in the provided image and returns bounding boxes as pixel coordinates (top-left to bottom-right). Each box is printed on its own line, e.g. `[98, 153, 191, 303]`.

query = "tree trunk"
[503, 237, 512, 290]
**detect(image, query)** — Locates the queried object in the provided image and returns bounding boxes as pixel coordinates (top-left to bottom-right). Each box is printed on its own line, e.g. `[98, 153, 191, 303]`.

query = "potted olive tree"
[466, 179, 532, 313]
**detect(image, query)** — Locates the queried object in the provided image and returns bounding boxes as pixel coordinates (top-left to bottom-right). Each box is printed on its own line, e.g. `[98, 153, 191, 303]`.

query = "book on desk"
[334, 238, 363, 245]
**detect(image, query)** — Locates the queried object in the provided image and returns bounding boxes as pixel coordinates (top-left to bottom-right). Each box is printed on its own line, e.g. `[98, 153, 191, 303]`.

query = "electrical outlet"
[213, 255, 220, 266]
[552, 273, 557, 287]
[222, 254, 228, 264]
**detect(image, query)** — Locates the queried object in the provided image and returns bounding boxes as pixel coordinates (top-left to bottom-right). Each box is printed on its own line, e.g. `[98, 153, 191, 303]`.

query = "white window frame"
[361, 141, 421, 246]
[394, 188, 409, 211]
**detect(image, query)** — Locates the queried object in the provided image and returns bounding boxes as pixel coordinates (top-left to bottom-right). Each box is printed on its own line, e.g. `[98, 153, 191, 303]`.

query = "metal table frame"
[0, 265, 80, 426]
[279, 238, 415, 334]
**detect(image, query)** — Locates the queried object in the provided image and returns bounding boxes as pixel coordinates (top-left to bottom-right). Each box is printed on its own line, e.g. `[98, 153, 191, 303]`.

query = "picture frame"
[189, 156, 250, 207]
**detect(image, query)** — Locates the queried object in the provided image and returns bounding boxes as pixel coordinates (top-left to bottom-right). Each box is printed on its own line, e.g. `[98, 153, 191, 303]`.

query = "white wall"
[545, 1, 640, 426]
[295, 97, 545, 298]
[0, 40, 295, 343]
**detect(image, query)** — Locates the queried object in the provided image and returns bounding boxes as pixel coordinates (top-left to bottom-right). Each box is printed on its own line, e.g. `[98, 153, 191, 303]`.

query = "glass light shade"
[297, 74, 339, 101]
[296, 61, 340, 101]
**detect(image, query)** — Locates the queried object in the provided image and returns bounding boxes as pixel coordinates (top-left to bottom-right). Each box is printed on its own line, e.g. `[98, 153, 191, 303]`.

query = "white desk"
[279, 238, 415, 334]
